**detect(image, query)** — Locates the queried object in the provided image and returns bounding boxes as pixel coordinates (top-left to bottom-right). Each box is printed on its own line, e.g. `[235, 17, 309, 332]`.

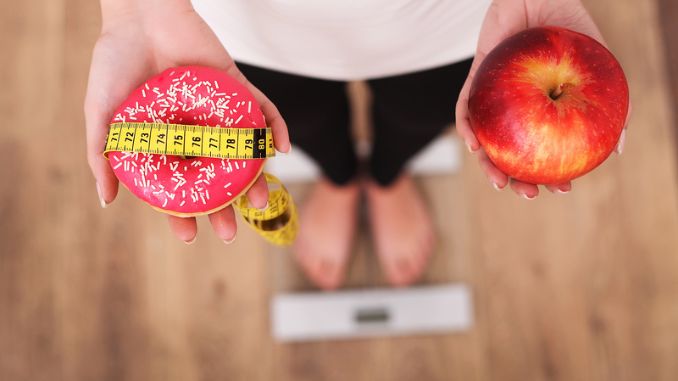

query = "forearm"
[477, 0, 603, 56]
[100, 0, 193, 29]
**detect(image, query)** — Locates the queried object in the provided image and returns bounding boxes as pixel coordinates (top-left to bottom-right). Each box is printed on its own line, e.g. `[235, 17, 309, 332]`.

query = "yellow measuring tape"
[104, 122, 297, 246]
[104, 122, 275, 159]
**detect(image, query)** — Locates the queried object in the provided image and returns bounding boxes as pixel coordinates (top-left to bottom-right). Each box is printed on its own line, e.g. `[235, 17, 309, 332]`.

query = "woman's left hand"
[455, 0, 630, 198]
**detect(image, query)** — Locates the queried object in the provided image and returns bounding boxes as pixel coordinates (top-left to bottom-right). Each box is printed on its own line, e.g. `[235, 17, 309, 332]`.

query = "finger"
[454, 48, 490, 153]
[545, 182, 572, 194]
[455, 73, 481, 152]
[246, 173, 269, 209]
[87, 145, 119, 207]
[85, 83, 120, 208]
[455, 102, 480, 153]
[624, 102, 633, 128]
[224, 61, 291, 153]
[84, 38, 151, 206]
[167, 215, 198, 244]
[616, 103, 631, 155]
[250, 86, 291, 153]
[615, 128, 626, 155]
[208, 206, 237, 243]
[509, 178, 540, 199]
[85, 113, 120, 207]
[476, 150, 509, 189]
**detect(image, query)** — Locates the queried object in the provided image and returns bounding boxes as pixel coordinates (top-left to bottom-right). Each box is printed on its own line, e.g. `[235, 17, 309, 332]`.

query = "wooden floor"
[2, 0, 678, 380]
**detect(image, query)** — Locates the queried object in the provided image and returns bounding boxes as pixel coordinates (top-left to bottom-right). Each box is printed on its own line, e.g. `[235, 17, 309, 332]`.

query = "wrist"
[100, 0, 192, 31]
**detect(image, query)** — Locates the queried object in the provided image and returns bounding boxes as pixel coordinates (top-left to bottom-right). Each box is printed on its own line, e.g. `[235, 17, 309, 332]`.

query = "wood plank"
[657, 0, 678, 165]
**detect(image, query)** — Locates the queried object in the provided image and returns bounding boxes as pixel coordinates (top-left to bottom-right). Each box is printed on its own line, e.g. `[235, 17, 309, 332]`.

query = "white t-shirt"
[192, 0, 490, 80]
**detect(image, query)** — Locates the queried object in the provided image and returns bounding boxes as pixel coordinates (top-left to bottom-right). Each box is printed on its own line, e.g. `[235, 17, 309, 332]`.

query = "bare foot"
[293, 178, 359, 290]
[366, 174, 435, 286]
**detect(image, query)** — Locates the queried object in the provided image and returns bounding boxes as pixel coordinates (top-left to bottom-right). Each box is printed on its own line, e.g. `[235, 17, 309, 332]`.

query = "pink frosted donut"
[108, 66, 266, 217]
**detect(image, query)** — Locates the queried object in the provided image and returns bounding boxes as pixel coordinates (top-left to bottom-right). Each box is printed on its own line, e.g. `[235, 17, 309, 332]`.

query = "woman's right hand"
[85, 0, 290, 243]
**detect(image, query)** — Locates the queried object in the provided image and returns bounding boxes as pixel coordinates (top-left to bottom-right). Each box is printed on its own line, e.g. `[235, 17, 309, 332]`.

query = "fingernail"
[522, 193, 536, 200]
[466, 142, 474, 153]
[184, 236, 197, 245]
[616, 129, 626, 155]
[492, 182, 502, 191]
[556, 188, 570, 194]
[259, 201, 269, 211]
[223, 235, 236, 244]
[96, 182, 107, 208]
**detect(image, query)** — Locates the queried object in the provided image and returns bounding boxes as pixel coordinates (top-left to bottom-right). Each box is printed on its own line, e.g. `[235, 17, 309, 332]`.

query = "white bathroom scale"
[271, 284, 473, 342]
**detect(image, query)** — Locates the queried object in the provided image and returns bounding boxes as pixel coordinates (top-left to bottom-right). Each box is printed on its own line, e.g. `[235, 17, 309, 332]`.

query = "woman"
[85, 0, 618, 289]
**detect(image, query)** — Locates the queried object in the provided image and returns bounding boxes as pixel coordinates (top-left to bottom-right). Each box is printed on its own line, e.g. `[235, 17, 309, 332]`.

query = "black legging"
[238, 58, 473, 186]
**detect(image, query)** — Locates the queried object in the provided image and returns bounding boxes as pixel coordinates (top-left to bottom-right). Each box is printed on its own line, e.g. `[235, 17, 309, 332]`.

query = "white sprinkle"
[224, 182, 232, 189]
[234, 161, 239, 170]
[227, 191, 232, 197]
[235, 115, 243, 124]
[242, 161, 246, 168]
[180, 200, 186, 207]
[247, 101, 251, 114]
[113, 162, 122, 170]
[162, 198, 168, 208]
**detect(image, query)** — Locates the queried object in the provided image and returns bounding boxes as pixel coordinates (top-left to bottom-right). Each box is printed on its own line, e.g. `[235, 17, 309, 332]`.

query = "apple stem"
[549, 84, 565, 100]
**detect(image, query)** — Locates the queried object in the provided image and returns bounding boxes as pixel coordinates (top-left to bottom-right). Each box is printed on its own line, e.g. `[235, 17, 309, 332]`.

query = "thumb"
[85, 102, 119, 208]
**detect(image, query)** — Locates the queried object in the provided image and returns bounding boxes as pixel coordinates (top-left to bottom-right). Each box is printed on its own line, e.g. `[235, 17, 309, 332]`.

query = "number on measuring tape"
[104, 122, 275, 159]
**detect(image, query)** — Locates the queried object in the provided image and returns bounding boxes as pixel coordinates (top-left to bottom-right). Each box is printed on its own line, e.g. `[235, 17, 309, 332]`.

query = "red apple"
[468, 26, 629, 184]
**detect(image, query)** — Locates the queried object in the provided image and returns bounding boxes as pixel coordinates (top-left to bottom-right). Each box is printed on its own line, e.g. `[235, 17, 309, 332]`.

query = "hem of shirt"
[231, 52, 476, 82]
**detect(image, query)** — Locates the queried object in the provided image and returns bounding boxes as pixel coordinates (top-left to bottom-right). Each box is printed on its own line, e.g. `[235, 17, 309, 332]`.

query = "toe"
[308, 256, 344, 291]
[384, 255, 416, 287]
[318, 258, 344, 290]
